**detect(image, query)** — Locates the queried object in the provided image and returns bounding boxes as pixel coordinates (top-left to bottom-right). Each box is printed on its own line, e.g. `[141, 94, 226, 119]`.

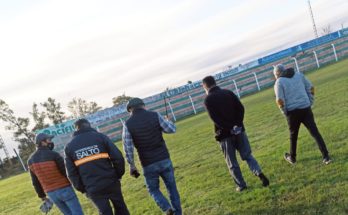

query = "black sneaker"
[284, 153, 296, 165]
[258, 173, 270, 187]
[323, 156, 332, 165]
[236, 186, 247, 192]
[166, 208, 174, 215]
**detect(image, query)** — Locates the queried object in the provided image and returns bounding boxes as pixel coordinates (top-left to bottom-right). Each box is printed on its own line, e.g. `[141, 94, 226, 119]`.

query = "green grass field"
[1, 59, 347, 215]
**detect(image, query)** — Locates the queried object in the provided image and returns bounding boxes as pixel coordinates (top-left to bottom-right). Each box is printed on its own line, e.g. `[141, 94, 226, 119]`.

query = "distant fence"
[38, 28, 348, 155]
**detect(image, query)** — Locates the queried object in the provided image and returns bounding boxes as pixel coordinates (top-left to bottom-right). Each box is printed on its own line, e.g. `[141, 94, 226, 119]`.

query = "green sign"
[38, 120, 75, 137]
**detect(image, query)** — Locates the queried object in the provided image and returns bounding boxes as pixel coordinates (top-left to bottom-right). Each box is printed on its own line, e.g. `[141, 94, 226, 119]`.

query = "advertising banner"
[258, 31, 341, 65]
[300, 32, 340, 50]
[340, 28, 348, 37]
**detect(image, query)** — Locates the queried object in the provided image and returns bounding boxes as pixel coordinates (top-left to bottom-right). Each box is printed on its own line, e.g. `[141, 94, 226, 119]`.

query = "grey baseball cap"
[126, 98, 145, 112]
[35, 133, 54, 145]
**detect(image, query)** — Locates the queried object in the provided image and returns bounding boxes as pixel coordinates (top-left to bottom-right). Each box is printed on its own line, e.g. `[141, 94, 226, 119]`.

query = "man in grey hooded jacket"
[273, 64, 331, 165]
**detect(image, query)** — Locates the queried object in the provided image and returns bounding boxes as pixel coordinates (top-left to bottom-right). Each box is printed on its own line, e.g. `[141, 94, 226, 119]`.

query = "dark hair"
[202, 76, 216, 88]
[74, 118, 91, 130]
[131, 104, 144, 111]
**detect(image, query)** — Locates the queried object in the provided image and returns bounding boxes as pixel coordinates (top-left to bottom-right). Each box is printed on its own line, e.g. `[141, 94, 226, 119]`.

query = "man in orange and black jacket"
[28, 133, 84, 215]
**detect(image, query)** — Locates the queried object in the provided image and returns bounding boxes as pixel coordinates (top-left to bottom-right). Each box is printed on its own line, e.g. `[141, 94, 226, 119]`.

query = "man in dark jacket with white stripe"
[202, 76, 269, 192]
[65, 119, 129, 215]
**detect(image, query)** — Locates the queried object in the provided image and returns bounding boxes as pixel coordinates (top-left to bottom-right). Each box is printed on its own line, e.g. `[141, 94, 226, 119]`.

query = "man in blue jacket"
[273, 65, 331, 165]
[65, 119, 129, 215]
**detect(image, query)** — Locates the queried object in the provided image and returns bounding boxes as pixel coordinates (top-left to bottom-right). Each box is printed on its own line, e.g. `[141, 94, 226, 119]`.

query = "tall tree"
[30, 103, 49, 132]
[41, 97, 66, 124]
[11, 117, 36, 161]
[67, 98, 102, 118]
[112, 93, 133, 106]
[0, 100, 36, 162]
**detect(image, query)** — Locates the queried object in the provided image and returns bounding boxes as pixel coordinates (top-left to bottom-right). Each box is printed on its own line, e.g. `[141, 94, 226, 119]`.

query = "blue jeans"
[143, 159, 182, 215]
[47, 186, 84, 215]
[220, 132, 262, 188]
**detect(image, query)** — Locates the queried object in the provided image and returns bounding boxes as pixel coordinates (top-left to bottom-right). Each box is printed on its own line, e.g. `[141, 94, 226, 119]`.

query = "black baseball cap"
[126, 98, 145, 112]
[35, 133, 54, 145]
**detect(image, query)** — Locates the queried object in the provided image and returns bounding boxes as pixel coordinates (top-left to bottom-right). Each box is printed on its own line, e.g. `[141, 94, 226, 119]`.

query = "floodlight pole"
[308, 0, 319, 38]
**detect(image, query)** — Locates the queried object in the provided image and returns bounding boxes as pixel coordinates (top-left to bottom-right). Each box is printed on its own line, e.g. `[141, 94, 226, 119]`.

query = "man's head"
[273, 64, 286, 79]
[35, 133, 55, 150]
[126, 98, 145, 113]
[202, 76, 216, 94]
[74, 118, 91, 131]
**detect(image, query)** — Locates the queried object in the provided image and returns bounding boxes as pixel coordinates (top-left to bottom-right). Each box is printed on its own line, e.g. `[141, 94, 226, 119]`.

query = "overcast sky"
[0, 0, 347, 157]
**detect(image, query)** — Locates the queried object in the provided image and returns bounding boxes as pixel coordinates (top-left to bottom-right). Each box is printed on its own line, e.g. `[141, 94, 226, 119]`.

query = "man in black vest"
[202, 76, 269, 192]
[122, 98, 181, 215]
[65, 119, 130, 215]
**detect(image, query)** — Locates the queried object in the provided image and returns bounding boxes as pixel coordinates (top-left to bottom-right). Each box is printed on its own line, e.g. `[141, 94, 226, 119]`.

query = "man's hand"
[130, 167, 140, 178]
[231, 125, 242, 135]
[40, 198, 53, 213]
[164, 115, 171, 121]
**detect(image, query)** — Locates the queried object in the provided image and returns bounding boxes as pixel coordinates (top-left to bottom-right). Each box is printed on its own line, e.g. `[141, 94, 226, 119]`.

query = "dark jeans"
[47, 186, 84, 215]
[286, 107, 329, 159]
[88, 182, 129, 215]
[219, 132, 262, 188]
[143, 159, 182, 215]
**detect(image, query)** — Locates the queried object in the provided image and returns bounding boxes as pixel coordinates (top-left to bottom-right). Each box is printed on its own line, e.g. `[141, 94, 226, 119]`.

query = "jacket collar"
[208, 86, 220, 94]
[73, 127, 97, 136]
[37, 146, 50, 150]
[132, 108, 146, 115]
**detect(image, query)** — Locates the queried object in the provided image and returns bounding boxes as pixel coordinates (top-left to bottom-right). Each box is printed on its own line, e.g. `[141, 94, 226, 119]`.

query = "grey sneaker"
[236, 186, 247, 192]
[284, 153, 296, 165]
[323, 156, 332, 165]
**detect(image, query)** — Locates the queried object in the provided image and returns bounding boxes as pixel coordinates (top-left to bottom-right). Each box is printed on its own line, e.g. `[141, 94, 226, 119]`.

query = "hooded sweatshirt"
[274, 68, 314, 114]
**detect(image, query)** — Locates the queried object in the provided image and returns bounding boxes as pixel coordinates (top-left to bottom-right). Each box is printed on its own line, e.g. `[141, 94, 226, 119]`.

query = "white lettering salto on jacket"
[75, 145, 100, 159]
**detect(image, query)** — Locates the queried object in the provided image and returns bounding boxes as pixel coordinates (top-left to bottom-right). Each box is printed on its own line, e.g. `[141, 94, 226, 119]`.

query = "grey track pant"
[220, 132, 262, 188]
